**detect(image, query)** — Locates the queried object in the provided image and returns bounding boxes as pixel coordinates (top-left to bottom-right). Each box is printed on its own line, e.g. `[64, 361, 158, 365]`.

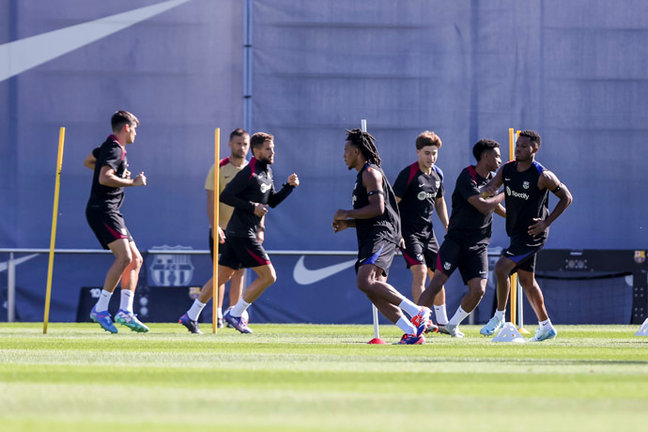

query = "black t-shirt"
[502, 160, 550, 247]
[87, 135, 129, 211]
[446, 165, 494, 246]
[393, 162, 444, 238]
[352, 162, 401, 246]
[220, 157, 294, 237]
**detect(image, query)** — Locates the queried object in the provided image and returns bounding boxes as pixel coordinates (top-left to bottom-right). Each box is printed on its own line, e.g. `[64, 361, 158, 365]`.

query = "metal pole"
[8, 252, 15, 322]
[243, 0, 253, 132]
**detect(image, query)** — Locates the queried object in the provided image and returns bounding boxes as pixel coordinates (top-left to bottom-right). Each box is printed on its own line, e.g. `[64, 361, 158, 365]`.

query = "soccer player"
[413, 139, 505, 337]
[180, 132, 299, 334]
[333, 129, 428, 345]
[83, 110, 149, 333]
[179, 128, 251, 333]
[393, 131, 450, 330]
[479, 130, 572, 341]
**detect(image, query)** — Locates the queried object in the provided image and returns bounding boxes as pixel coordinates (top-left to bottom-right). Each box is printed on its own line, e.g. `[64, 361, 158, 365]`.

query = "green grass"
[1, 323, 647, 432]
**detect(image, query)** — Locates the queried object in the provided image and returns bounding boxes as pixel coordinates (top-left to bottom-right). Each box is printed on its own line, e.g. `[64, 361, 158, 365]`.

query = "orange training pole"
[212, 128, 220, 334]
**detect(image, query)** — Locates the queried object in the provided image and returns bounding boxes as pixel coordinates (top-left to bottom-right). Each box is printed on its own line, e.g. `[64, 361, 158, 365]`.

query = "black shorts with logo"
[502, 242, 544, 274]
[400, 232, 439, 270]
[86, 206, 133, 249]
[219, 234, 271, 270]
[436, 236, 489, 284]
[355, 239, 397, 277]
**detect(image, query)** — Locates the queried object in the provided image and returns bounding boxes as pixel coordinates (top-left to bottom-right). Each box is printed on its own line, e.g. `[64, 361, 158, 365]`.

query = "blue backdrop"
[1, 0, 646, 323]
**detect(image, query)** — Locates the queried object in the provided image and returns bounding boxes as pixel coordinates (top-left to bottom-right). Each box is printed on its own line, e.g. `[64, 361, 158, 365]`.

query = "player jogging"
[180, 132, 299, 334]
[413, 139, 505, 337]
[480, 130, 572, 341]
[179, 128, 251, 333]
[393, 131, 450, 331]
[333, 129, 428, 345]
[83, 110, 149, 333]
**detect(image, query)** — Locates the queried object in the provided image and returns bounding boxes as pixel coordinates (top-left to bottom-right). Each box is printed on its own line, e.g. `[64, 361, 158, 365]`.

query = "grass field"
[1, 323, 647, 432]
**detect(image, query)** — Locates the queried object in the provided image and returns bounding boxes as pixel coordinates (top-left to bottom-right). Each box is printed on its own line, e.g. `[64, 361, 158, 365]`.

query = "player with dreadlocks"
[333, 129, 429, 344]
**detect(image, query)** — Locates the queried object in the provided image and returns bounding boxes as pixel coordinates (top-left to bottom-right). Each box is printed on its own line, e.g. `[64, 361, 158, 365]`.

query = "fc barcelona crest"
[634, 250, 646, 264]
[148, 245, 195, 286]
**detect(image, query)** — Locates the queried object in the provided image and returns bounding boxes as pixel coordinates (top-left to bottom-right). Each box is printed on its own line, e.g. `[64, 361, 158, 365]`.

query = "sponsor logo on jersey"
[260, 183, 271, 193]
[417, 191, 435, 201]
[506, 186, 529, 200]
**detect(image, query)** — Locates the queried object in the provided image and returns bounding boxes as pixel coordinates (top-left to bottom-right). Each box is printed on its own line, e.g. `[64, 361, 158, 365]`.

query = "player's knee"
[494, 260, 510, 279]
[130, 253, 143, 270]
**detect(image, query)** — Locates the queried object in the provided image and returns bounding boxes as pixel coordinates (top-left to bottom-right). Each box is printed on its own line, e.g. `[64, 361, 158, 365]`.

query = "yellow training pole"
[43, 127, 66, 334]
[507, 128, 518, 327]
[212, 128, 220, 334]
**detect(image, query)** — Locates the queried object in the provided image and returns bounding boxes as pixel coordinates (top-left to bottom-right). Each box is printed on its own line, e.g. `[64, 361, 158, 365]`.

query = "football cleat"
[217, 317, 224, 329]
[224, 310, 253, 334]
[444, 323, 464, 338]
[529, 325, 557, 342]
[436, 325, 451, 335]
[179, 313, 202, 334]
[480, 315, 505, 336]
[90, 306, 118, 334]
[422, 320, 439, 334]
[114, 309, 150, 333]
[411, 307, 432, 336]
[395, 333, 425, 345]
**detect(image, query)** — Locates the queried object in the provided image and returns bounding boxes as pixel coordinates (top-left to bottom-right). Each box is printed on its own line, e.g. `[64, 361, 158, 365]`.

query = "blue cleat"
[529, 325, 557, 342]
[90, 307, 118, 334]
[179, 313, 202, 334]
[480, 315, 505, 336]
[224, 310, 253, 334]
[114, 309, 149, 333]
[395, 333, 425, 345]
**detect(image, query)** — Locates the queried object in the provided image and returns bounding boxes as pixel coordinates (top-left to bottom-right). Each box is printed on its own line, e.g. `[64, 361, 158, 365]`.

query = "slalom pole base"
[518, 327, 531, 335]
[368, 337, 386, 345]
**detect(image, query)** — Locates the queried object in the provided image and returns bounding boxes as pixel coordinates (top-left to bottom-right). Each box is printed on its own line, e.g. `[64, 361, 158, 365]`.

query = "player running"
[480, 130, 572, 341]
[83, 110, 149, 333]
[333, 129, 428, 345]
[179, 128, 251, 333]
[413, 139, 505, 337]
[180, 132, 299, 334]
[393, 131, 450, 331]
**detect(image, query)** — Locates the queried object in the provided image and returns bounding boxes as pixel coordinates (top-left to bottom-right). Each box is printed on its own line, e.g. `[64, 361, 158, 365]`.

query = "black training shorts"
[355, 239, 397, 277]
[436, 236, 489, 284]
[219, 234, 271, 270]
[86, 206, 133, 249]
[400, 232, 438, 270]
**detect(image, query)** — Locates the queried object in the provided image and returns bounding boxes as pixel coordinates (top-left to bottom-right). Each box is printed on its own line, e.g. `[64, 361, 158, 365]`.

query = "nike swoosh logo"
[0, 0, 189, 82]
[0, 254, 39, 272]
[293, 256, 356, 285]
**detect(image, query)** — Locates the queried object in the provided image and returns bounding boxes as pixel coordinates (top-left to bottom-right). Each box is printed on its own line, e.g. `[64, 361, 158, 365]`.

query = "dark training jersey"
[87, 135, 129, 211]
[220, 157, 294, 237]
[392, 162, 444, 238]
[502, 160, 550, 247]
[446, 166, 494, 246]
[352, 162, 401, 246]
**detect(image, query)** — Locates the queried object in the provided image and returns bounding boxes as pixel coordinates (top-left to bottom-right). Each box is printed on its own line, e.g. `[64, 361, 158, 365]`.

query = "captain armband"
[367, 190, 384, 197]
[552, 183, 563, 193]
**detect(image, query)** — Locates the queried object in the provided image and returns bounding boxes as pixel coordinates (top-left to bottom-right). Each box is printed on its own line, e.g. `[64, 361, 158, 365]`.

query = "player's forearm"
[268, 184, 294, 208]
[545, 194, 572, 227]
[98, 174, 136, 187]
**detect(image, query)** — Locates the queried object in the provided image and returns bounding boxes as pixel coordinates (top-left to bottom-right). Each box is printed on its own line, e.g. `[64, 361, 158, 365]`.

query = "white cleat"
[480, 315, 505, 336]
[529, 326, 557, 342]
[445, 323, 464, 338]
